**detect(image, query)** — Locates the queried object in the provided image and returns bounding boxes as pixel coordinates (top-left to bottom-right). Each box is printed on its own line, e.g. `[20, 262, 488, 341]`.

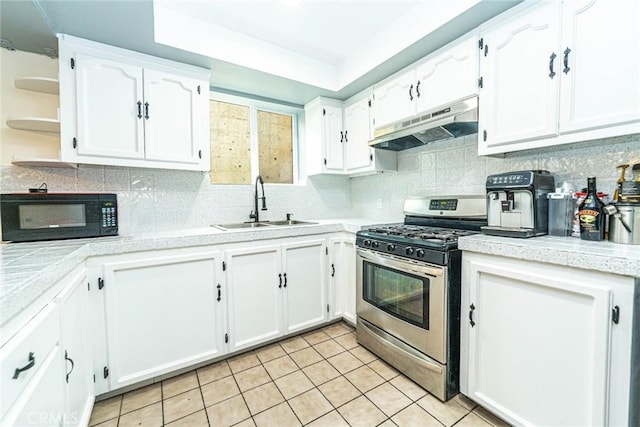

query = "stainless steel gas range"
[355, 195, 486, 401]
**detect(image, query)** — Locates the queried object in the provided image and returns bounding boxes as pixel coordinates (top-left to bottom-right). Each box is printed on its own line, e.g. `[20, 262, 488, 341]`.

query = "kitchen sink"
[211, 220, 317, 230]
[269, 220, 317, 226]
[211, 222, 272, 231]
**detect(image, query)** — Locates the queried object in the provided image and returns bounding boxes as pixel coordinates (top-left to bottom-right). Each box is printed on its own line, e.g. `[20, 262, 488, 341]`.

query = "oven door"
[356, 248, 447, 363]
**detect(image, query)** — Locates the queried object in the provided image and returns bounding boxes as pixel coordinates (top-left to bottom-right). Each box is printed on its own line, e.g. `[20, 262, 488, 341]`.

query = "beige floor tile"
[197, 360, 232, 385]
[280, 336, 310, 353]
[118, 401, 162, 427]
[253, 402, 301, 427]
[288, 388, 333, 424]
[88, 396, 121, 426]
[206, 394, 251, 427]
[302, 360, 341, 386]
[327, 351, 363, 374]
[243, 382, 285, 415]
[234, 365, 272, 392]
[164, 409, 209, 426]
[344, 365, 385, 393]
[289, 347, 323, 368]
[201, 375, 240, 406]
[389, 375, 428, 401]
[391, 403, 441, 427]
[334, 332, 358, 350]
[366, 383, 412, 417]
[234, 418, 257, 427]
[274, 370, 315, 399]
[453, 393, 478, 411]
[162, 371, 199, 399]
[368, 359, 400, 381]
[337, 395, 387, 427]
[92, 419, 118, 427]
[306, 410, 350, 427]
[349, 345, 378, 364]
[120, 383, 161, 415]
[417, 393, 470, 426]
[313, 339, 346, 358]
[455, 412, 493, 427]
[228, 352, 261, 373]
[473, 406, 511, 427]
[263, 354, 298, 379]
[378, 420, 398, 427]
[255, 343, 286, 363]
[322, 322, 353, 338]
[163, 388, 205, 424]
[318, 376, 362, 408]
[303, 329, 332, 345]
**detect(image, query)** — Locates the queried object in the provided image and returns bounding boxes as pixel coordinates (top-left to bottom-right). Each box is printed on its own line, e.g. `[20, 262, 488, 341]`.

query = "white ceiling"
[0, 0, 522, 105]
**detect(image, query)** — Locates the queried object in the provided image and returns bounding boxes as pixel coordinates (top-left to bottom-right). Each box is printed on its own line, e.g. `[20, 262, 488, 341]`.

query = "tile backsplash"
[1, 133, 638, 235]
[350, 133, 640, 221]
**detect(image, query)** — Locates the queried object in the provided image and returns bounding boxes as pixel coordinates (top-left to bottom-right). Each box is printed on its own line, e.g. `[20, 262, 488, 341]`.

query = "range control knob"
[372, 241, 380, 248]
[387, 244, 396, 252]
[416, 249, 425, 258]
[405, 247, 415, 256]
[364, 240, 372, 247]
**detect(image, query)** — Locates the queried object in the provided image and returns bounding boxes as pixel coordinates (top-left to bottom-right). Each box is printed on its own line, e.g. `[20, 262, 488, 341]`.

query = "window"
[209, 93, 300, 185]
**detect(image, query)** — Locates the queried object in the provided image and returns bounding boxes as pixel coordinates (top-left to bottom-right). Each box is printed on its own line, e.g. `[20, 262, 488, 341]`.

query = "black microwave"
[0, 193, 118, 242]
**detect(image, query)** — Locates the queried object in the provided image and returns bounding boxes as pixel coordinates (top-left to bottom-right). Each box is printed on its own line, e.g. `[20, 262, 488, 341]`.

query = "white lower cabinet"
[225, 238, 327, 353]
[57, 269, 94, 426]
[328, 237, 357, 325]
[99, 250, 225, 390]
[460, 252, 638, 426]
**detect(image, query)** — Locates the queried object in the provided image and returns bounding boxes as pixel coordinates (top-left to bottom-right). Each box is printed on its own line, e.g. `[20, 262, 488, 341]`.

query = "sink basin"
[269, 220, 317, 226]
[211, 222, 272, 231]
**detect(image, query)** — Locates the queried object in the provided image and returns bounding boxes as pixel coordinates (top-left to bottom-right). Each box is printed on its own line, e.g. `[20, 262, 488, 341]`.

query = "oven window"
[363, 261, 429, 329]
[18, 204, 86, 229]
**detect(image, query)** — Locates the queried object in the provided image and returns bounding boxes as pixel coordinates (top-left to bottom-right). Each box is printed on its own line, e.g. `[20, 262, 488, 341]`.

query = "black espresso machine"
[481, 170, 555, 238]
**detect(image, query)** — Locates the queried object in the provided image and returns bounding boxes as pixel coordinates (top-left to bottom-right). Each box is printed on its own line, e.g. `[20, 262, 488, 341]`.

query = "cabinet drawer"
[0, 304, 60, 419]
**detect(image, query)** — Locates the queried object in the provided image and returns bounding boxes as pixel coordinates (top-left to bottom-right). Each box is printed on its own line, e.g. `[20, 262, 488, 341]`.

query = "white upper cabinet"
[343, 97, 373, 171]
[373, 70, 417, 129]
[559, 0, 640, 134]
[322, 104, 345, 171]
[478, 0, 640, 155]
[415, 35, 479, 114]
[59, 34, 211, 171]
[304, 97, 345, 175]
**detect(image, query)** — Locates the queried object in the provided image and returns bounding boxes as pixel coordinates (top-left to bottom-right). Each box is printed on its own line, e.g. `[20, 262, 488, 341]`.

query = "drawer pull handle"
[13, 352, 35, 379]
[64, 350, 75, 384]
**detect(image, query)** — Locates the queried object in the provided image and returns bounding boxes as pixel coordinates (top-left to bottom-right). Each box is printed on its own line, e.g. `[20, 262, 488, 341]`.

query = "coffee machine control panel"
[486, 170, 552, 189]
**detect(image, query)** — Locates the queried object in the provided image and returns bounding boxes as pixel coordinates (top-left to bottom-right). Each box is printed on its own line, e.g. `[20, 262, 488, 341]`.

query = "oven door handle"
[357, 248, 444, 277]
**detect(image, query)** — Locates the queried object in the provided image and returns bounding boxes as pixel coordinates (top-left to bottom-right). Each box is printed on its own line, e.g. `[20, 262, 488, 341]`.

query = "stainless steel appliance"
[608, 203, 640, 245]
[481, 170, 555, 238]
[356, 195, 486, 401]
[368, 97, 478, 151]
[1, 193, 118, 242]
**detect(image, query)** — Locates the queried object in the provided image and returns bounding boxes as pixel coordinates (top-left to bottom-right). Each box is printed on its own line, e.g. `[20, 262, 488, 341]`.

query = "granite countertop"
[0, 218, 372, 329]
[459, 234, 640, 277]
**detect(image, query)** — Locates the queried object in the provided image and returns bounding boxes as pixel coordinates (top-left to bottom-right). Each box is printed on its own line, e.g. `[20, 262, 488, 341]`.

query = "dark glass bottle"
[578, 177, 605, 241]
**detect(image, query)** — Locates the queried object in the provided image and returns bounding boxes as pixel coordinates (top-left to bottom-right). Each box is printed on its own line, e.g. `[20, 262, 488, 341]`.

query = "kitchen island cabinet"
[460, 251, 638, 427]
[94, 249, 225, 392]
[225, 237, 327, 353]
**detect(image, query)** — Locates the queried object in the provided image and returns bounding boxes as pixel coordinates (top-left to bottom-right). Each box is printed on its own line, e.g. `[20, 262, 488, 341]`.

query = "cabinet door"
[226, 245, 283, 352]
[75, 54, 145, 160]
[416, 35, 478, 113]
[282, 239, 327, 334]
[462, 253, 611, 426]
[143, 69, 206, 165]
[373, 70, 416, 129]
[344, 98, 373, 171]
[58, 270, 93, 427]
[103, 252, 223, 390]
[559, 0, 640, 134]
[479, 2, 561, 149]
[322, 105, 344, 171]
[329, 238, 356, 324]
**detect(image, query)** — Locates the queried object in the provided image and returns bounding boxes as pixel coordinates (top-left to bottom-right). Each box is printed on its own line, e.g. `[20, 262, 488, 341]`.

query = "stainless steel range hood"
[369, 97, 478, 151]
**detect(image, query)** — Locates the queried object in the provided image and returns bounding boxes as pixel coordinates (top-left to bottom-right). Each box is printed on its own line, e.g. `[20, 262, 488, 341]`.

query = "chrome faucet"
[249, 175, 267, 222]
